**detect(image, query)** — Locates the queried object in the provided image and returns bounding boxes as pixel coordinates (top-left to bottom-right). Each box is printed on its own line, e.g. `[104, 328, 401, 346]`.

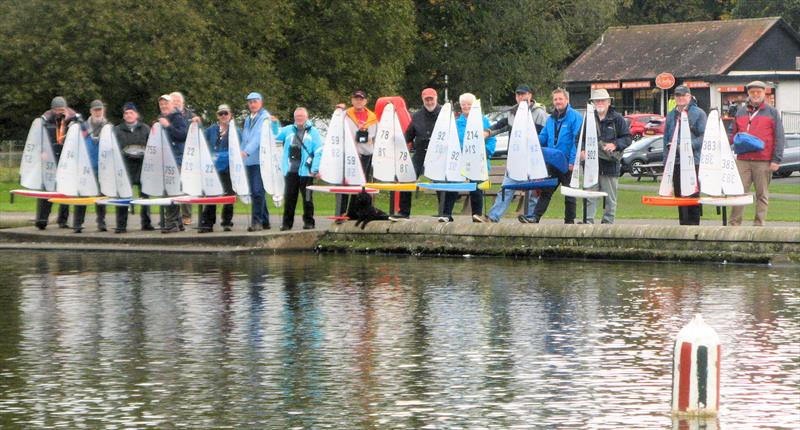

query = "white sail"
[506, 102, 549, 181]
[373, 103, 416, 183]
[56, 123, 98, 196]
[582, 103, 600, 189]
[227, 122, 251, 203]
[320, 109, 345, 184]
[718, 116, 744, 195]
[678, 111, 698, 196]
[197, 124, 224, 196]
[343, 120, 366, 185]
[445, 114, 465, 182]
[699, 111, 744, 196]
[141, 123, 181, 197]
[98, 124, 133, 198]
[460, 100, 489, 181]
[423, 102, 452, 181]
[659, 122, 680, 197]
[20, 118, 57, 191]
[181, 123, 203, 196]
[259, 117, 285, 200]
[570, 113, 585, 189]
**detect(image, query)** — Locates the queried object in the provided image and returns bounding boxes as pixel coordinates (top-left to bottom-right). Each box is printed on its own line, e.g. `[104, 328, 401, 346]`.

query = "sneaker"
[161, 225, 181, 234]
[262, 223, 271, 230]
[388, 216, 410, 222]
[517, 215, 529, 224]
[279, 225, 291, 231]
[437, 216, 452, 223]
[114, 228, 127, 234]
[35, 222, 47, 230]
[472, 214, 486, 223]
[58, 223, 70, 229]
[198, 227, 213, 233]
[98, 225, 107, 232]
[73, 228, 83, 234]
[223, 226, 233, 232]
[182, 216, 192, 225]
[247, 225, 263, 232]
[141, 224, 155, 231]
[302, 223, 315, 230]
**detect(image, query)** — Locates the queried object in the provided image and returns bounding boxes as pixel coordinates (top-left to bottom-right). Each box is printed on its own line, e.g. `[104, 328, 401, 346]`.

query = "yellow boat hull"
[48, 197, 105, 205]
[365, 183, 419, 191]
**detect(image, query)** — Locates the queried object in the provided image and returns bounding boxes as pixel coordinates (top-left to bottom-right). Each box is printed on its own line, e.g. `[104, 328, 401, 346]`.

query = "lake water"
[0, 251, 798, 429]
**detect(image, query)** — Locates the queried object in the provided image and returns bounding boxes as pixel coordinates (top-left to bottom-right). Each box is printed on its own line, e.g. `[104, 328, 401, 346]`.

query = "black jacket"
[405, 105, 441, 154]
[114, 121, 150, 184]
[583, 106, 631, 176]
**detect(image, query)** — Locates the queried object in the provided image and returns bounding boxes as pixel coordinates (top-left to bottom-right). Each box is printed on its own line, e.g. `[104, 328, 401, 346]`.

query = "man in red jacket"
[729, 81, 785, 226]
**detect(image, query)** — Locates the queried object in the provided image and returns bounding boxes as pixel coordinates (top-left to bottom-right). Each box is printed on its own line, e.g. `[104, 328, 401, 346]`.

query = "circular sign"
[656, 73, 676, 90]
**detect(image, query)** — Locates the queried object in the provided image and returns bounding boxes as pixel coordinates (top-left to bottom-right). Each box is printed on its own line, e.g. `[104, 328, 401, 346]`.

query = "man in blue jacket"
[157, 94, 188, 233]
[276, 107, 323, 231]
[199, 104, 238, 233]
[529, 88, 582, 223]
[240, 92, 279, 231]
[663, 85, 706, 225]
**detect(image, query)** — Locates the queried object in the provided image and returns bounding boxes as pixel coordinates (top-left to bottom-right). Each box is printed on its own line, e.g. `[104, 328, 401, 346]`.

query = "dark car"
[621, 135, 663, 176]
[775, 133, 800, 178]
[625, 114, 664, 140]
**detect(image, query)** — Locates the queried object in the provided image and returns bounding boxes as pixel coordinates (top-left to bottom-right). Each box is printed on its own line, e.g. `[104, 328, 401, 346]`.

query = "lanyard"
[746, 108, 761, 132]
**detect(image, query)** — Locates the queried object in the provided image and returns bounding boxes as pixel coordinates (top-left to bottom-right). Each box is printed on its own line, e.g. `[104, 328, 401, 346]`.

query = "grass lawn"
[1, 167, 798, 223]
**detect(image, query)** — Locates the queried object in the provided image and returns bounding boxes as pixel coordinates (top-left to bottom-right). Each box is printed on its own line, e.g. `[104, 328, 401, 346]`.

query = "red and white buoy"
[672, 314, 720, 415]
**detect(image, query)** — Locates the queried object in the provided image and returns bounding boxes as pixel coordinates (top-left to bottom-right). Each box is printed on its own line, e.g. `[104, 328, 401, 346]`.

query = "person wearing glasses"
[199, 104, 239, 232]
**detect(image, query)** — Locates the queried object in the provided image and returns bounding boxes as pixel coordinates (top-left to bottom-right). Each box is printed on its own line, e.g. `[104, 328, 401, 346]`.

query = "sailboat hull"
[48, 197, 105, 205]
[131, 197, 177, 206]
[307, 185, 379, 194]
[699, 195, 753, 206]
[365, 183, 419, 191]
[10, 189, 67, 199]
[560, 186, 608, 198]
[96, 199, 133, 206]
[173, 195, 237, 205]
[417, 183, 477, 192]
[641, 196, 700, 206]
[502, 178, 559, 191]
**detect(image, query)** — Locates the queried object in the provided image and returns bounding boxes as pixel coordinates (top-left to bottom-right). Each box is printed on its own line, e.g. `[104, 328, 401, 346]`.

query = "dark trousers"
[336, 154, 373, 216]
[246, 165, 270, 226]
[73, 204, 106, 229]
[200, 170, 234, 229]
[36, 199, 70, 227]
[442, 188, 484, 217]
[398, 149, 426, 217]
[532, 169, 576, 223]
[282, 173, 314, 228]
[164, 204, 181, 230]
[673, 164, 702, 225]
[116, 186, 152, 230]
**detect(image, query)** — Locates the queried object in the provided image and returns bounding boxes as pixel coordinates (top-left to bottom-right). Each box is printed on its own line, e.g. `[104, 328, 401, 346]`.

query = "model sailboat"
[135, 123, 183, 206]
[420, 102, 476, 192]
[227, 121, 251, 204]
[642, 110, 701, 206]
[95, 124, 134, 206]
[171, 122, 235, 205]
[310, 108, 377, 194]
[49, 122, 101, 205]
[366, 102, 417, 191]
[698, 110, 753, 206]
[11, 118, 63, 199]
[502, 101, 559, 191]
[561, 103, 607, 198]
[258, 116, 285, 207]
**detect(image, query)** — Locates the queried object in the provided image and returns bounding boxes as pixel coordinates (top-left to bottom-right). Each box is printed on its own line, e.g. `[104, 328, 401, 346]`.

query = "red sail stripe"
[678, 341, 693, 411]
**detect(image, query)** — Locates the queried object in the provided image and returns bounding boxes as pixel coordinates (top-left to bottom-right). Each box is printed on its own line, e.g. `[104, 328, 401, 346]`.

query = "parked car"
[774, 133, 800, 178]
[487, 109, 512, 158]
[625, 114, 664, 140]
[621, 135, 663, 176]
[643, 117, 666, 137]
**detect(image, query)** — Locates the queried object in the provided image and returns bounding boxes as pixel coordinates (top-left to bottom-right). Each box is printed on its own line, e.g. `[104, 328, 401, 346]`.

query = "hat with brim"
[90, 99, 104, 110]
[351, 90, 367, 99]
[515, 85, 532, 94]
[421, 88, 437, 99]
[217, 104, 232, 114]
[159, 94, 171, 102]
[589, 89, 613, 101]
[246, 92, 263, 101]
[674, 85, 691, 96]
[746, 80, 768, 90]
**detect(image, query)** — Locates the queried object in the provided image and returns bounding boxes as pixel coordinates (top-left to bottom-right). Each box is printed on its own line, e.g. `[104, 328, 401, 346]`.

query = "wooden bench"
[633, 162, 664, 182]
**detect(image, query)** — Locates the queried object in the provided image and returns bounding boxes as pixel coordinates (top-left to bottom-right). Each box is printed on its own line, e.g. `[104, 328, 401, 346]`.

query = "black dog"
[346, 191, 389, 229]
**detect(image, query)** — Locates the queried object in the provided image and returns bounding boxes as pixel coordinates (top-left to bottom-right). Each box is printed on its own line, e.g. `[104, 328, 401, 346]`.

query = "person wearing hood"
[528, 88, 582, 224]
[72, 99, 109, 233]
[276, 107, 323, 231]
[35, 96, 78, 230]
[663, 85, 707, 225]
[581, 89, 631, 224]
[729, 81, 785, 226]
[396, 88, 442, 218]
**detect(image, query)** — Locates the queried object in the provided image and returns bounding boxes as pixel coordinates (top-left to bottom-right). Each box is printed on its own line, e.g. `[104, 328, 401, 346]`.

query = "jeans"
[487, 175, 539, 221]
[584, 174, 619, 224]
[246, 165, 270, 226]
[282, 173, 315, 228]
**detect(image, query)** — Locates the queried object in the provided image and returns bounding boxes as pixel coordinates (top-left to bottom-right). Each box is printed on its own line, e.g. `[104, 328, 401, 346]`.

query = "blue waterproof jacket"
[205, 123, 241, 173]
[538, 104, 582, 166]
[241, 109, 280, 166]
[456, 113, 496, 173]
[663, 100, 707, 165]
[276, 122, 324, 177]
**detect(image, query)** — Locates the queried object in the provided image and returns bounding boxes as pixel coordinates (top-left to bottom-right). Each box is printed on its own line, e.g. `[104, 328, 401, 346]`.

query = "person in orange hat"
[395, 88, 442, 218]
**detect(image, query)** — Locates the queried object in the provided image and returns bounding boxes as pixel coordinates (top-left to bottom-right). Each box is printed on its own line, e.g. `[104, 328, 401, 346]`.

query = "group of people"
[30, 78, 784, 233]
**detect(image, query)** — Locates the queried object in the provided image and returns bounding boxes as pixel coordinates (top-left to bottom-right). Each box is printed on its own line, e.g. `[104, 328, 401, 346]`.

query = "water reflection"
[0, 252, 797, 429]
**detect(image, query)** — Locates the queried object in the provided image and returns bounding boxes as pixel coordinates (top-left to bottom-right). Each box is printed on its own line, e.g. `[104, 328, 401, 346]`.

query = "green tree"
[617, 0, 731, 25]
[730, 0, 800, 31]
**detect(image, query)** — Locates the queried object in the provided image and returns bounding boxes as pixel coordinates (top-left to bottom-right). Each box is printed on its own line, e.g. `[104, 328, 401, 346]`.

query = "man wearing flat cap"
[35, 96, 78, 230]
[729, 81, 785, 226]
[663, 85, 707, 225]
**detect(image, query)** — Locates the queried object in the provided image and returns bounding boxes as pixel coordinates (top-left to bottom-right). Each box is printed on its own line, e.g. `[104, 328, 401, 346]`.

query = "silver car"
[775, 133, 799, 178]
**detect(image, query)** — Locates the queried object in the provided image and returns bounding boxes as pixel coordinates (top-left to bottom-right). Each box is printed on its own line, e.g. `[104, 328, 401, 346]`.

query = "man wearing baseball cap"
[34, 96, 78, 230]
[198, 104, 239, 232]
[729, 81, 785, 226]
[663, 85, 707, 225]
[397, 87, 442, 218]
[333, 90, 378, 217]
[240, 91, 280, 231]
